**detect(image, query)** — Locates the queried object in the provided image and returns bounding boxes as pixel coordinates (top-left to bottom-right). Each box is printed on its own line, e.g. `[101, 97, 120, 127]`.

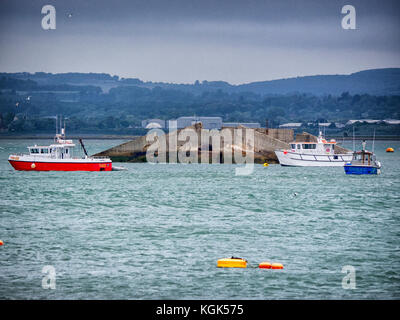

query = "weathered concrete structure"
[94, 124, 349, 164]
[258, 128, 294, 143]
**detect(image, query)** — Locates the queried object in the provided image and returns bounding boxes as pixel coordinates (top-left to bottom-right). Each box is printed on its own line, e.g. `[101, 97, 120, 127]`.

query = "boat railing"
[10, 154, 53, 159]
[9, 153, 26, 156]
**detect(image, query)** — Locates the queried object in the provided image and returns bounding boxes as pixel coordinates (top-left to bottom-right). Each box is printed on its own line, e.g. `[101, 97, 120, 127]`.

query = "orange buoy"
[271, 263, 284, 269]
[386, 147, 394, 152]
[0, 240, 3, 246]
[259, 261, 271, 269]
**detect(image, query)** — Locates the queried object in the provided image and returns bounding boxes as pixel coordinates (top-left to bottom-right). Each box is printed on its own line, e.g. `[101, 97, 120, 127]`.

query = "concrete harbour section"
[94, 123, 350, 164]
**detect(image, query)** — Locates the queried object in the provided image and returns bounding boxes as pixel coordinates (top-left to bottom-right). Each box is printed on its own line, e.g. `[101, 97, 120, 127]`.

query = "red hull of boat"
[9, 160, 112, 171]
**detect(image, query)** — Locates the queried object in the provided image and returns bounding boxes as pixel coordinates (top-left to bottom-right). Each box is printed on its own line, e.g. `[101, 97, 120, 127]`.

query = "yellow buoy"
[0, 240, 4, 246]
[263, 163, 269, 167]
[259, 261, 272, 269]
[217, 258, 247, 268]
[386, 147, 394, 152]
[271, 263, 284, 269]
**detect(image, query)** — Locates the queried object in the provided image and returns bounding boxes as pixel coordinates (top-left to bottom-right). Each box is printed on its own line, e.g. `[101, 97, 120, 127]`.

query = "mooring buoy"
[217, 257, 247, 268]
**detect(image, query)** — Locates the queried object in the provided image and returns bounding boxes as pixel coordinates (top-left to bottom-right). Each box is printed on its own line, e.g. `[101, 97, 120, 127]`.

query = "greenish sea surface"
[0, 139, 399, 299]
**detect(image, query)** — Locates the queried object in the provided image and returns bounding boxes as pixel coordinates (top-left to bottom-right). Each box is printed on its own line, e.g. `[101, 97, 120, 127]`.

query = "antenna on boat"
[372, 128, 376, 153]
[59, 115, 62, 135]
[352, 125, 355, 151]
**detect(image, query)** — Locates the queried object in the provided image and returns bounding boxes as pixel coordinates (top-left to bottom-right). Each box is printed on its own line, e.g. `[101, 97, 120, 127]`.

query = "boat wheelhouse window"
[40, 148, 49, 154]
[332, 144, 335, 150]
[65, 148, 69, 154]
[301, 144, 316, 150]
[291, 144, 296, 149]
[30, 148, 39, 154]
[297, 144, 301, 149]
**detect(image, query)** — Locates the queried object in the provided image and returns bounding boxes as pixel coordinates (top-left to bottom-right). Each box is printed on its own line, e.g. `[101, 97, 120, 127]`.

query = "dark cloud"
[1, 0, 398, 25]
[0, 0, 399, 83]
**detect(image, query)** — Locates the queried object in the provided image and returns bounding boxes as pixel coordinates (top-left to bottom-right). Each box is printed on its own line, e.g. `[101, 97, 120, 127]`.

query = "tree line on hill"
[0, 73, 399, 134]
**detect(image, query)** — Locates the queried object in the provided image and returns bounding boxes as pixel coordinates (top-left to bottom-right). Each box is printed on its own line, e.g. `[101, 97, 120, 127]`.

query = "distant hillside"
[236, 68, 400, 96]
[1, 68, 400, 96]
[1, 68, 399, 135]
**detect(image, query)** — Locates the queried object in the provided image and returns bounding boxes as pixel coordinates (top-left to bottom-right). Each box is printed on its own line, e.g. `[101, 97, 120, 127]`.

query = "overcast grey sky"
[0, 0, 399, 84]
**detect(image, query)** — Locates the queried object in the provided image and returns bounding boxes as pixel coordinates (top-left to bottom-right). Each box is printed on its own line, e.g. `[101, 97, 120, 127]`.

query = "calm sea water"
[0, 139, 399, 299]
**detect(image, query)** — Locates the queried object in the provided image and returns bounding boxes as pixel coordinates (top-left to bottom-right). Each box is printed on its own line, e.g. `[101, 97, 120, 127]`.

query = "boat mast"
[372, 128, 376, 153]
[59, 115, 62, 136]
[55, 114, 60, 143]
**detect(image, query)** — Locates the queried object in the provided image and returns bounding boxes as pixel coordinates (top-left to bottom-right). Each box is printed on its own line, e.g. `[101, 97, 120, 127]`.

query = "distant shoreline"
[0, 134, 399, 141]
[0, 134, 138, 140]
[326, 135, 400, 141]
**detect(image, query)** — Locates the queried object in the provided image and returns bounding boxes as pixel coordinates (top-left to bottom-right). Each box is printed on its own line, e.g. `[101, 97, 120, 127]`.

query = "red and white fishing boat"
[8, 126, 112, 172]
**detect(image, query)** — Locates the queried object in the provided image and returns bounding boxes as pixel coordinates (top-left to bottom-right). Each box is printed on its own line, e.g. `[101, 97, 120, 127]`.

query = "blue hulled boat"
[344, 141, 381, 175]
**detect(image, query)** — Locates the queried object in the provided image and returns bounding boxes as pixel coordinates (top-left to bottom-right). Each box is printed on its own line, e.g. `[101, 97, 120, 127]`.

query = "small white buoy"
[112, 166, 127, 171]
[31, 163, 36, 169]
[294, 192, 298, 197]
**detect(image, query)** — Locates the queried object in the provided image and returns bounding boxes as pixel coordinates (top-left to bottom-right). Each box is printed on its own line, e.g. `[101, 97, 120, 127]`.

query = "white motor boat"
[275, 131, 353, 167]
